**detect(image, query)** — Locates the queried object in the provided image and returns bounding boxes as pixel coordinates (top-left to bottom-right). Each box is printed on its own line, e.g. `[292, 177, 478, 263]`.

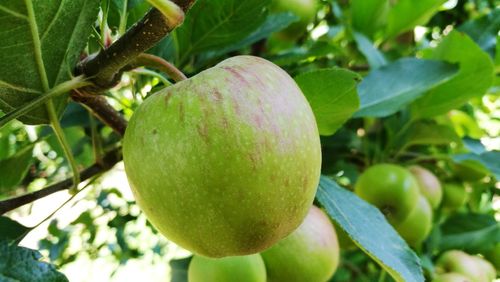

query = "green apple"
[261, 206, 340, 282]
[470, 256, 496, 282]
[432, 272, 473, 282]
[435, 250, 485, 282]
[188, 254, 266, 282]
[442, 183, 468, 211]
[271, 0, 318, 40]
[354, 164, 420, 224]
[123, 56, 321, 257]
[394, 196, 433, 247]
[408, 165, 443, 209]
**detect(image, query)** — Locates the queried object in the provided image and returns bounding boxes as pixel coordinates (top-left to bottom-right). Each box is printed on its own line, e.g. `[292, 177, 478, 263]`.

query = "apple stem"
[127, 54, 188, 82]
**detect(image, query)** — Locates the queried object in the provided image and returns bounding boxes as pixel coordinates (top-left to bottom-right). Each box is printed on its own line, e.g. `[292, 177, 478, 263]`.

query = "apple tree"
[0, 0, 498, 281]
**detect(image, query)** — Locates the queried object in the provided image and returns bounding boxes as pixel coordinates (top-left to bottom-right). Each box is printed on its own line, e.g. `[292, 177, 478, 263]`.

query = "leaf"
[386, 0, 446, 38]
[0, 144, 34, 193]
[295, 69, 360, 136]
[173, 0, 270, 65]
[453, 151, 500, 180]
[351, 0, 389, 37]
[353, 32, 387, 69]
[458, 8, 500, 58]
[0, 217, 30, 242]
[411, 31, 495, 118]
[354, 58, 458, 118]
[398, 122, 461, 149]
[316, 176, 424, 282]
[170, 256, 192, 282]
[439, 213, 500, 253]
[0, 239, 68, 282]
[0, 0, 100, 124]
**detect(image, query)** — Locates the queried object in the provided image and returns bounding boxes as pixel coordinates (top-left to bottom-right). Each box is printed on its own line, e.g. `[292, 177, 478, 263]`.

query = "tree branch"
[0, 147, 122, 215]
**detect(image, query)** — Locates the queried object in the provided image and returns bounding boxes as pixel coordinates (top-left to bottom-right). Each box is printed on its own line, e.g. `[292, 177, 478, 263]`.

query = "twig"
[127, 53, 187, 82]
[0, 147, 122, 215]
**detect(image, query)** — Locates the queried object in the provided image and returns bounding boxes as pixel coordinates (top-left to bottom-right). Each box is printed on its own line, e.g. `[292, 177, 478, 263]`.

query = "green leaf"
[439, 213, 500, 253]
[0, 217, 30, 242]
[386, 0, 446, 38]
[355, 58, 458, 118]
[353, 32, 387, 69]
[398, 122, 461, 149]
[459, 8, 500, 58]
[170, 256, 192, 282]
[0, 0, 100, 124]
[0, 144, 34, 193]
[453, 151, 500, 180]
[295, 69, 360, 136]
[173, 0, 270, 65]
[0, 239, 68, 282]
[411, 31, 495, 118]
[316, 176, 424, 282]
[351, 0, 389, 37]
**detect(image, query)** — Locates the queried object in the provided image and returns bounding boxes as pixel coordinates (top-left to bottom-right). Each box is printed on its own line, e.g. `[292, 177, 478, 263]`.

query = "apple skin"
[408, 165, 443, 209]
[435, 250, 487, 282]
[470, 256, 496, 282]
[271, 0, 318, 40]
[188, 254, 266, 282]
[354, 164, 420, 224]
[261, 206, 340, 282]
[123, 56, 321, 257]
[442, 183, 468, 211]
[394, 196, 433, 247]
[432, 272, 473, 282]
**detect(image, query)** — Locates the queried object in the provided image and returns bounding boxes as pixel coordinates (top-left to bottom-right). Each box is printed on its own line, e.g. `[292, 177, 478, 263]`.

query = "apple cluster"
[188, 206, 340, 282]
[433, 250, 495, 282]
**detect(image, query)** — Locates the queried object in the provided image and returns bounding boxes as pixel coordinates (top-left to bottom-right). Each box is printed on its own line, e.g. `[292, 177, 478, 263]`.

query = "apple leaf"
[353, 32, 387, 69]
[170, 256, 192, 282]
[386, 0, 446, 38]
[295, 69, 360, 136]
[316, 176, 424, 282]
[173, 0, 270, 65]
[458, 8, 500, 58]
[354, 58, 458, 118]
[439, 213, 500, 253]
[351, 0, 389, 37]
[0, 217, 30, 243]
[453, 151, 500, 180]
[397, 122, 461, 150]
[0, 239, 68, 282]
[0, 0, 100, 124]
[411, 31, 495, 118]
[0, 144, 34, 194]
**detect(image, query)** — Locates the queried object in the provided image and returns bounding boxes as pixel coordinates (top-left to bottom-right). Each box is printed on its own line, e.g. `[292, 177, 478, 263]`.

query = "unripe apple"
[123, 56, 321, 257]
[435, 250, 484, 282]
[188, 254, 266, 282]
[432, 272, 473, 282]
[394, 196, 433, 247]
[408, 165, 443, 209]
[470, 256, 496, 282]
[354, 164, 420, 224]
[442, 183, 468, 211]
[261, 206, 340, 282]
[271, 0, 318, 40]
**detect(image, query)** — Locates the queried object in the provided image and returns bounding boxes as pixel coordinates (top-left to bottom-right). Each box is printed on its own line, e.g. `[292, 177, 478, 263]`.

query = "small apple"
[188, 254, 266, 282]
[271, 0, 318, 40]
[470, 256, 496, 282]
[123, 56, 322, 257]
[442, 183, 468, 211]
[394, 196, 433, 247]
[354, 164, 420, 224]
[432, 272, 473, 282]
[261, 206, 340, 282]
[435, 250, 485, 282]
[408, 165, 443, 209]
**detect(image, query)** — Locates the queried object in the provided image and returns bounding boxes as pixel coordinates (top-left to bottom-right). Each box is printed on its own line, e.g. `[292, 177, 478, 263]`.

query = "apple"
[471, 256, 496, 282]
[435, 250, 486, 282]
[354, 164, 420, 224]
[442, 183, 468, 211]
[432, 272, 473, 282]
[394, 196, 433, 247]
[261, 206, 340, 282]
[484, 243, 500, 272]
[123, 56, 321, 257]
[271, 0, 318, 40]
[188, 254, 266, 282]
[408, 165, 443, 209]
